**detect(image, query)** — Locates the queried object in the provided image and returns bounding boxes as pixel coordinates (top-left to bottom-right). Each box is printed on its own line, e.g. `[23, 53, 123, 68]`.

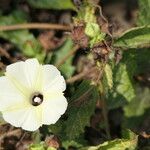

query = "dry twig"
[56, 45, 79, 68]
[0, 23, 71, 31]
[66, 71, 87, 84]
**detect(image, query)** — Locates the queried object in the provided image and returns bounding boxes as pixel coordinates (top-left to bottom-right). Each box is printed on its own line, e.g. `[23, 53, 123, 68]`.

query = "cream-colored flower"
[0, 58, 67, 131]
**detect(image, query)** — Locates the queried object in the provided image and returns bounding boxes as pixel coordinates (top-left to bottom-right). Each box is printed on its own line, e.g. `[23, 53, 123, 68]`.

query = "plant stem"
[99, 81, 111, 139]
[66, 67, 97, 84]
[0, 23, 71, 31]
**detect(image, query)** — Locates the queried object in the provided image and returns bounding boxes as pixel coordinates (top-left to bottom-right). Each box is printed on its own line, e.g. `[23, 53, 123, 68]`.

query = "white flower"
[0, 58, 67, 131]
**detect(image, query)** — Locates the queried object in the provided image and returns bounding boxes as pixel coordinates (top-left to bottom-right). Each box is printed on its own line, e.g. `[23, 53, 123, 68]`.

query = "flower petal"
[5, 58, 41, 92]
[42, 65, 66, 93]
[22, 108, 41, 131]
[42, 96, 68, 125]
[0, 76, 27, 111]
[2, 107, 41, 131]
[2, 107, 30, 128]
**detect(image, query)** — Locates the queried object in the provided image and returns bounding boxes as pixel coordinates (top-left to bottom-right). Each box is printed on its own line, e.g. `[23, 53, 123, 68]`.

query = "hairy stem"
[99, 82, 111, 139]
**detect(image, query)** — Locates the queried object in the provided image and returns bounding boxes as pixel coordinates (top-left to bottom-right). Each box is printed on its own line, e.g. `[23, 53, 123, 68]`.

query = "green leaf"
[78, 3, 97, 23]
[122, 129, 138, 140]
[138, 0, 150, 26]
[122, 49, 150, 130]
[30, 142, 57, 150]
[104, 64, 113, 89]
[85, 22, 105, 47]
[111, 49, 150, 110]
[124, 87, 150, 117]
[77, 3, 105, 47]
[108, 63, 135, 106]
[0, 11, 45, 62]
[115, 64, 135, 102]
[123, 109, 150, 131]
[62, 140, 83, 149]
[27, 0, 75, 10]
[80, 130, 138, 150]
[54, 38, 75, 78]
[114, 26, 150, 49]
[135, 48, 150, 74]
[107, 51, 137, 109]
[29, 142, 45, 150]
[47, 147, 56, 150]
[65, 81, 99, 140]
[49, 118, 66, 139]
[85, 23, 101, 38]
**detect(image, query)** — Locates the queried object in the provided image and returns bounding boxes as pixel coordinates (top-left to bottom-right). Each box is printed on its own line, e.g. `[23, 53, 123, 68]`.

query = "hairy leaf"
[115, 66, 135, 102]
[80, 130, 138, 150]
[65, 81, 99, 140]
[107, 63, 135, 109]
[54, 38, 75, 78]
[114, 26, 150, 49]
[124, 87, 150, 117]
[85, 22, 105, 47]
[135, 48, 150, 74]
[27, 0, 75, 10]
[138, 0, 150, 26]
[123, 109, 150, 132]
[29, 142, 45, 150]
[85, 23, 100, 38]
[62, 140, 83, 149]
[107, 51, 136, 109]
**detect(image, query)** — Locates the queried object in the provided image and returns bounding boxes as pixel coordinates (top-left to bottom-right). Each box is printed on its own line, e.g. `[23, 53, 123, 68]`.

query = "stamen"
[31, 93, 43, 106]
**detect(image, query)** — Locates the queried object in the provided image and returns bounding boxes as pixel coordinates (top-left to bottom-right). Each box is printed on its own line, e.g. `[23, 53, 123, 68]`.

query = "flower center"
[31, 93, 43, 106]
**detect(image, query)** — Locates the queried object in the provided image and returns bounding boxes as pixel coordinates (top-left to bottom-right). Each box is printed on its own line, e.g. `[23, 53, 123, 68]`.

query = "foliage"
[138, 0, 150, 26]
[124, 87, 150, 117]
[65, 81, 99, 140]
[29, 143, 45, 150]
[0, 0, 150, 149]
[53, 38, 75, 78]
[106, 51, 136, 110]
[114, 26, 150, 49]
[0, 11, 45, 62]
[104, 64, 113, 90]
[80, 130, 138, 150]
[27, 0, 75, 10]
[29, 142, 57, 150]
[85, 22, 105, 47]
[50, 81, 99, 141]
[75, 2, 106, 47]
